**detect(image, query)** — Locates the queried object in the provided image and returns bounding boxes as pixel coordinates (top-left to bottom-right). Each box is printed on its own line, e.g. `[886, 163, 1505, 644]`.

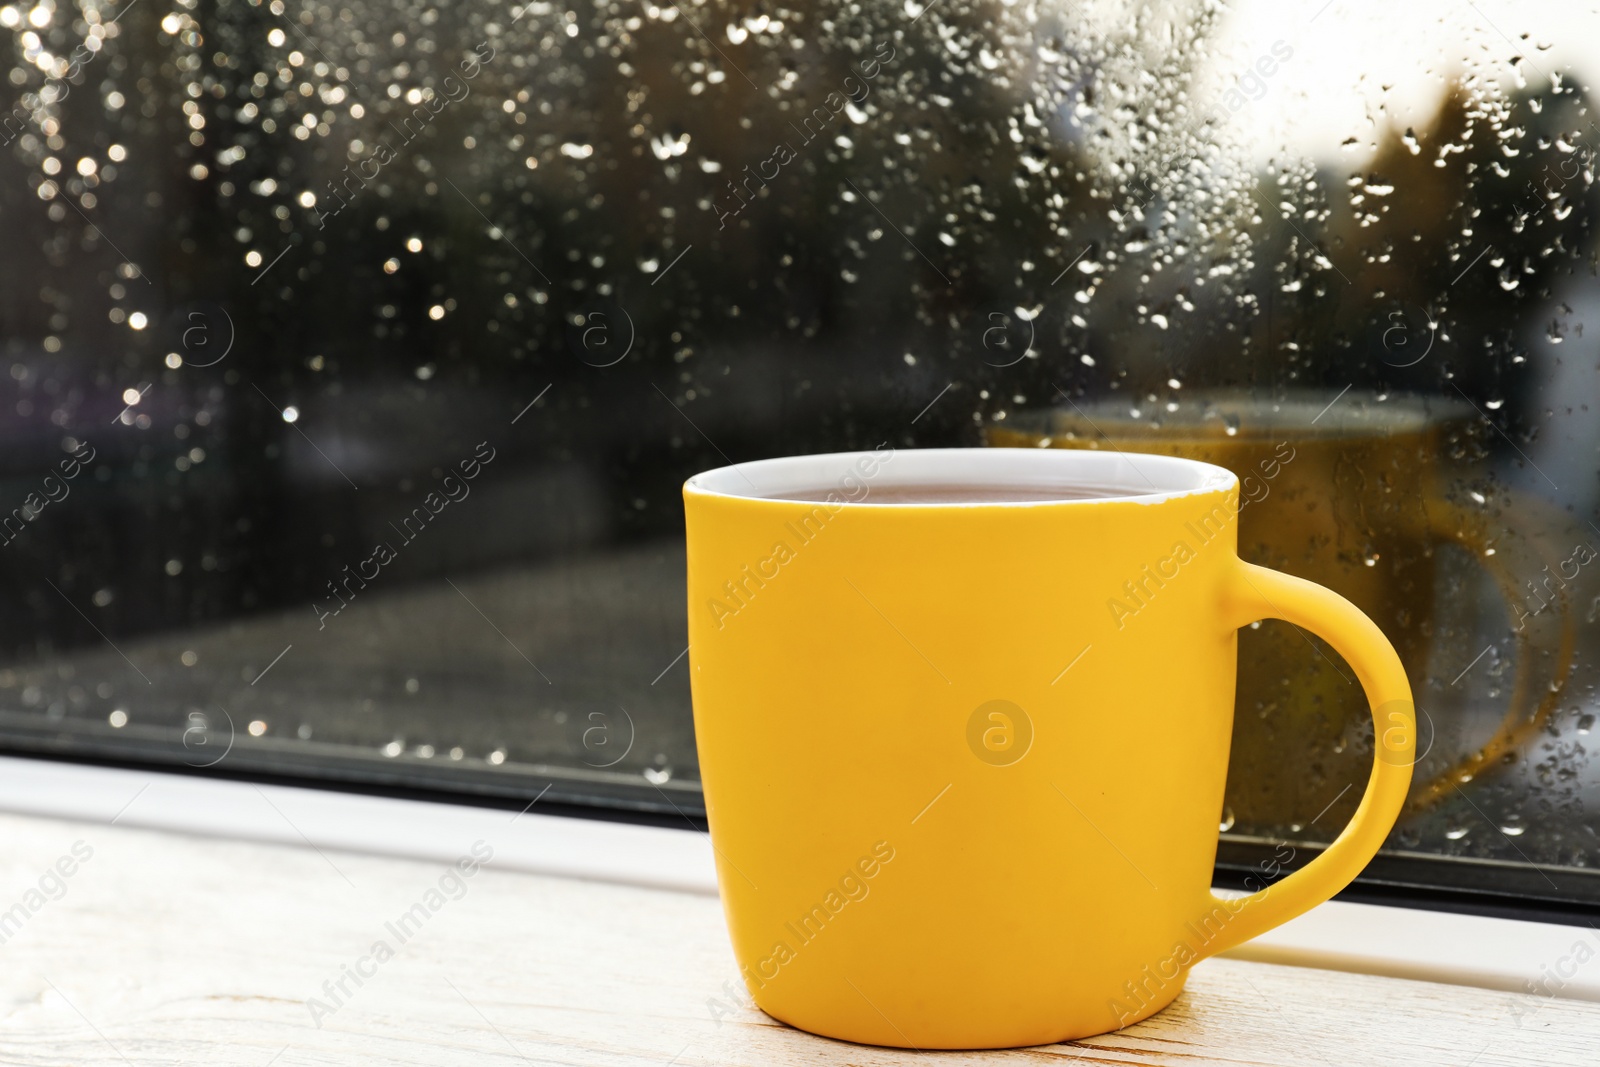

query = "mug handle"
[1196, 560, 1416, 959]
[1409, 492, 1577, 810]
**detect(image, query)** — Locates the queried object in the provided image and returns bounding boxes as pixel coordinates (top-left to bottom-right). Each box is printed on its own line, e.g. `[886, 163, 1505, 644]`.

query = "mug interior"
[685, 447, 1236, 506]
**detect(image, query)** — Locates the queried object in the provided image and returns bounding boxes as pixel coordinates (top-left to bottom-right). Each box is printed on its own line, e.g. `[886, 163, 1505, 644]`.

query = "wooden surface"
[0, 811, 1596, 1066]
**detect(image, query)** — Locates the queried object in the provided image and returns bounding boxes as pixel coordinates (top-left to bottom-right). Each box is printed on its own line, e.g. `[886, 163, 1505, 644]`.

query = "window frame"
[2, 750, 1596, 1005]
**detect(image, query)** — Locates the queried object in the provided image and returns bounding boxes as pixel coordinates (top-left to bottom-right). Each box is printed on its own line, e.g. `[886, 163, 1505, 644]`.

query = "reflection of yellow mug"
[684, 448, 1414, 1049]
[988, 393, 1575, 823]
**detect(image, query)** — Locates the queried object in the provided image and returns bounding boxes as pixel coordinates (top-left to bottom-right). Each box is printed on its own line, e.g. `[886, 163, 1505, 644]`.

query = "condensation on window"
[0, 1, 1596, 878]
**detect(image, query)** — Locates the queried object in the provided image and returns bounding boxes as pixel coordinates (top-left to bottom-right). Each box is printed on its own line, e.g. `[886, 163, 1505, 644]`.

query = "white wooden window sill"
[0, 756, 1596, 1065]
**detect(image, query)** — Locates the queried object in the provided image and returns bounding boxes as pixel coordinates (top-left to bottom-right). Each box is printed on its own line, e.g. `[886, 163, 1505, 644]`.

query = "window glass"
[1, 0, 1596, 904]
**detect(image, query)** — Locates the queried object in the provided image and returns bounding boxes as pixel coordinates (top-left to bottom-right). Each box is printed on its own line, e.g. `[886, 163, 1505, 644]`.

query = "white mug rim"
[684, 447, 1238, 508]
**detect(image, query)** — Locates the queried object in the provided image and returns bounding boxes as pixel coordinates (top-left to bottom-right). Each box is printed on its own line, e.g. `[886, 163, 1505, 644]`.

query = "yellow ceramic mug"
[684, 447, 1415, 1049]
